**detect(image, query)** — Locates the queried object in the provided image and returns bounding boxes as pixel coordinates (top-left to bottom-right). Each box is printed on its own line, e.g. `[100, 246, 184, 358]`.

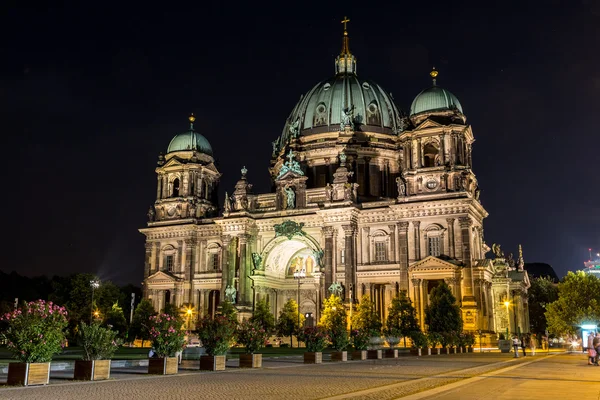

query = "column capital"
[322, 226, 335, 238]
[397, 221, 410, 232]
[473, 278, 486, 286]
[237, 234, 250, 244]
[184, 238, 195, 247]
[222, 235, 232, 246]
[444, 277, 459, 285]
[145, 242, 153, 251]
[446, 217, 455, 225]
[411, 278, 421, 286]
[413, 220, 421, 229]
[458, 216, 473, 228]
[342, 224, 356, 236]
[388, 224, 396, 233]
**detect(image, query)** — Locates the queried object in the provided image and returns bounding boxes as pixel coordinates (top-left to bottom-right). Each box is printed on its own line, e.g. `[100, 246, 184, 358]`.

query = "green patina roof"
[167, 124, 212, 155]
[410, 86, 463, 116]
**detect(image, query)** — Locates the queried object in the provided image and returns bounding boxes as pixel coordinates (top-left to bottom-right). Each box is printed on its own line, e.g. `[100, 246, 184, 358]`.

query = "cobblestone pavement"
[0, 353, 546, 400]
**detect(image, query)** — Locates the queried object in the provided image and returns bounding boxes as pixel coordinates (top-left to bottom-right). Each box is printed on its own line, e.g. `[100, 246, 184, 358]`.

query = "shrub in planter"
[299, 327, 328, 364]
[197, 314, 237, 370]
[351, 295, 382, 348]
[410, 331, 428, 355]
[1, 300, 68, 386]
[319, 294, 349, 359]
[237, 320, 268, 368]
[75, 322, 121, 380]
[148, 313, 186, 375]
[426, 331, 442, 353]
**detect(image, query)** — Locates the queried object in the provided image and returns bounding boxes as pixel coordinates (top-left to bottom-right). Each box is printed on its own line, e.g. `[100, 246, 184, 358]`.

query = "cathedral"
[140, 21, 530, 341]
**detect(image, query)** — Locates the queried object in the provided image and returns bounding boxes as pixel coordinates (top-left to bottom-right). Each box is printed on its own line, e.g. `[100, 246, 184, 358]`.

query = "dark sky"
[1, 1, 598, 285]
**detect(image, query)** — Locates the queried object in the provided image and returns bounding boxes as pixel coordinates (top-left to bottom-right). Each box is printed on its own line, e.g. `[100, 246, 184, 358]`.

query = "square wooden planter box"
[239, 353, 262, 368]
[331, 351, 347, 362]
[148, 357, 178, 375]
[352, 350, 367, 360]
[304, 352, 322, 364]
[200, 355, 226, 371]
[74, 359, 111, 381]
[367, 350, 382, 359]
[7, 362, 50, 386]
[384, 349, 398, 358]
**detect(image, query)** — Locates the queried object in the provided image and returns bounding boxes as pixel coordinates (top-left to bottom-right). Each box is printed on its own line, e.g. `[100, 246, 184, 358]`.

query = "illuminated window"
[428, 237, 441, 257]
[165, 255, 174, 272]
[375, 242, 387, 262]
[211, 253, 220, 270]
[341, 250, 345, 264]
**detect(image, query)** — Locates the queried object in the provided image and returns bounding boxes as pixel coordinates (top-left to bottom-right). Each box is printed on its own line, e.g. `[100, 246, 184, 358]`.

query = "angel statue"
[491, 243, 504, 259]
[328, 282, 343, 298]
[340, 105, 355, 130]
[225, 285, 236, 304]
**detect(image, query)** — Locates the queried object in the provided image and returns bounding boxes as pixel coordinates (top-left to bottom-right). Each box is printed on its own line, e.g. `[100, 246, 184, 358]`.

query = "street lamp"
[90, 279, 100, 323]
[186, 307, 193, 330]
[293, 267, 306, 347]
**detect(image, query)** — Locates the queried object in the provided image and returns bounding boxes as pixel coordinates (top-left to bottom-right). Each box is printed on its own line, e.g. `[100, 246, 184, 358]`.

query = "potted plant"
[319, 295, 349, 361]
[0, 300, 68, 386]
[497, 332, 512, 353]
[148, 312, 186, 375]
[196, 314, 237, 370]
[237, 320, 268, 368]
[351, 295, 382, 359]
[299, 327, 328, 364]
[384, 335, 400, 358]
[464, 332, 475, 352]
[410, 331, 428, 356]
[74, 322, 121, 380]
[350, 329, 369, 360]
[426, 332, 442, 355]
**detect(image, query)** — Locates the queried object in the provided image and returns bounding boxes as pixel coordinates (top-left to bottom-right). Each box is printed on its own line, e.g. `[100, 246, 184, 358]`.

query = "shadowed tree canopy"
[250, 298, 275, 334]
[425, 283, 462, 334]
[276, 299, 304, 347]
[528, 276, 559, 335]
[351, 295, 382, 336]
[129, 298, 157, 346]
[385, 292, 420, 346]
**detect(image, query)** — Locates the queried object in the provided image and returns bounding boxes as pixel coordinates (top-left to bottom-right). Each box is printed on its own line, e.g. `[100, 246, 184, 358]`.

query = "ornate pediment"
[409, 256, 460, 272]
[415, 119, 443, 130]
[274, 220, 306, 240]
[146, 270, 182, 284]
[160, 158, 184, 169]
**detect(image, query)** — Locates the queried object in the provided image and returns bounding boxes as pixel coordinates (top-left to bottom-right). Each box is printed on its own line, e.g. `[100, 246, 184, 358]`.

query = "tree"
[218, 300, 238, 324]
[250, 299, 275, 334]
[161, 302, 181, 320]
[129, 299, 157, 346]
[319, 295, 349, 351]
[276, 299, 304, 347]
[546, 271, 600, 335]
[528, 276, 559, 336]
[351, 295, 382, 336]
[385, 292, 420, 347]
[425, 283, 462, 342]
[104, 302, 128, 339]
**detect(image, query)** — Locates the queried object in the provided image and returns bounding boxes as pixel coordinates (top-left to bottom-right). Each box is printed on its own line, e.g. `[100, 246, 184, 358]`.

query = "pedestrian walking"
[512, 336, 520, 358]
[588, 332, 596, 365]
[521, 335, 528, 357]
[530, 334, 537, 356]
[593, 332, 600, 365]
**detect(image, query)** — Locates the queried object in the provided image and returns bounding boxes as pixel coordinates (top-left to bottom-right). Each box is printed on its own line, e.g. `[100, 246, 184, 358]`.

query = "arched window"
[371, 230, 389, 263]
[172, 178, 180, 197]
[423, 142, 439, 168]
[206, 243, 222, 271]
[424, 224, 445, 257]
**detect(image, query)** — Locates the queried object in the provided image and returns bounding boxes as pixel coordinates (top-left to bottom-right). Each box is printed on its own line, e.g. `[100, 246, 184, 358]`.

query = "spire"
[335, 16, 356, 75]
[189, 113, 196, 130]
[430, 67, 438, 86]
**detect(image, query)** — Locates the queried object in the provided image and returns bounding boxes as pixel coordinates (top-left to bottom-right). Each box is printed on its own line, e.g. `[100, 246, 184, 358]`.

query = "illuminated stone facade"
[140, 28, 530, 337]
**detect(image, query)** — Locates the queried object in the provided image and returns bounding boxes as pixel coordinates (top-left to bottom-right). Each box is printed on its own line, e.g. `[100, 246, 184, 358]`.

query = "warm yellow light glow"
[504, 301, 510, 307]
[186, 308, 193, 315]
[93, 311, 100, 317]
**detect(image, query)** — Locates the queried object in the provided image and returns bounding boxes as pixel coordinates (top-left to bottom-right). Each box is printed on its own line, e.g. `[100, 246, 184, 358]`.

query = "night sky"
[2, 2, 598, 285]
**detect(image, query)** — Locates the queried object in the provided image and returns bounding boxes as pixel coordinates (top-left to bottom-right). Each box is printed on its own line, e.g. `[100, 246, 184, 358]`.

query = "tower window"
[423, 143, 439, 168]
[428, 237, 441, 257]
[165, 255, 174, 272]
[211, 253, 220, 270]
[340, 249, 345, 265]
[375, 242, 387, 262]
[172, 178, 180, 197]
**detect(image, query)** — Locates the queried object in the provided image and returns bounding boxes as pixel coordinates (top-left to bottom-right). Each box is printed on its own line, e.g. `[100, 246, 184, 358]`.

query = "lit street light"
[90, 279, 100, 323]
[293, 267, 306, 348]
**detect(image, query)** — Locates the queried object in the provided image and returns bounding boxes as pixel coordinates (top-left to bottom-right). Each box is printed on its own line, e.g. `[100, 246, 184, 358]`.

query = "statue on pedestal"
[225, 285, 237, 304]
[396, 177, 406, 197]
[285, 186, 296, 209]
[147, 206, 155, 221]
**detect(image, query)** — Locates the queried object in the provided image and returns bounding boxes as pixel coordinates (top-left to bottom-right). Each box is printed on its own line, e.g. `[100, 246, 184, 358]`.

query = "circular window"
[167, 206, 176, 216]
[426, 180, 438, 190]
[368, 103, 378, 114]
[316, 104, 326, 114]
[362, 82, 371, 90]
[323, 83, 331, 91]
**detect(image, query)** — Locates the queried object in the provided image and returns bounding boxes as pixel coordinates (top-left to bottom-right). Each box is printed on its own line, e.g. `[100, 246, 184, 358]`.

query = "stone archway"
[262, 234, 322, 278]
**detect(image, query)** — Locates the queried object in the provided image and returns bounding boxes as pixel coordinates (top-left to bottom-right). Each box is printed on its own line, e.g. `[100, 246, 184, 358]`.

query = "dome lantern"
[409, 69, 464, 119]
[334, 16, 356, 75]
[167, 114, 213, 156]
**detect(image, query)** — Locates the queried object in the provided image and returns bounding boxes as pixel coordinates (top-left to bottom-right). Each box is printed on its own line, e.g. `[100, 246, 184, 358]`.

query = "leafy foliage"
[161, 303, 182, 321]
[104, 302, 128, 339]
[385, 293, 420, 347]
[218, 300, 238, 324]
[276, 299, 304, 347]
[148, 313, 186, 357]
[1, 300, 68, 363]
[527, 276, 558, 335]
[424, 283, 462, 334]
[350, 329, 370, 350]
[196, 315, 237, 356]
[410, 331, 428, 348]
[298, 327, 328, 352]
[77, 322, 122, 360]
[237, 320, 268, 354]
[319, 295, 349, 351]
[426, 331, 442, 348]
[250, 299, 275, 334]
[351, 295, 382, 337]
[545, 271, 600, 335]
[129, 299, 157, 345]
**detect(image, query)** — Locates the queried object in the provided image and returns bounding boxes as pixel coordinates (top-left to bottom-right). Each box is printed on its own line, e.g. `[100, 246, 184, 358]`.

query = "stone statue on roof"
[340, 105, 355, 130]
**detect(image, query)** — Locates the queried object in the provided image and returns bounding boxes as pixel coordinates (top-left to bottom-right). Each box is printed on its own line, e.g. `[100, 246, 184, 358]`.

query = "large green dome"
[167, 117, 213, 156]
[410, 86, 463, 116]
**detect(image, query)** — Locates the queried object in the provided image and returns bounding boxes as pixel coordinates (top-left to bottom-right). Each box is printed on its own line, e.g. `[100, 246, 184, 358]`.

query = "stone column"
[446, 218, 456, 258]
[323, 227, 334, 291]
[154, 242, 161, 272]
[156, 175, 162, 200]
[364, 157, 371, 196]
[418, 138, 423, 167]
[413, 221, 421, 260]
[487, 282, 495, 331]
[342, 224, 357, 302]
[144, 242, 152, 280]
[397, 222, 410, 292]
[458, 217, 475, 300]
[229, 236, 238, 302]
[363, 227, 371, 264]
[439, 134, 445, 165]
[184, 239, 194, 303]
[388, 225, 396, 263]
[220, 235, 231, 302]
[238, 234, 250, 305]
[177, 240, 183, 273]
[411, 139, 418, 169]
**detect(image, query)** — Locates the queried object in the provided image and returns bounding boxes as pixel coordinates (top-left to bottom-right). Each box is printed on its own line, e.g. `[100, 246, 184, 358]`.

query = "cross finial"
[286, 149, 295, 164]
[341, 16, 350, 34]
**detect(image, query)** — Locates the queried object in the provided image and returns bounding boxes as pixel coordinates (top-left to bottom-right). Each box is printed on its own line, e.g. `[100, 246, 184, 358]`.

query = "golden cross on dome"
[341, 16, 350, 33]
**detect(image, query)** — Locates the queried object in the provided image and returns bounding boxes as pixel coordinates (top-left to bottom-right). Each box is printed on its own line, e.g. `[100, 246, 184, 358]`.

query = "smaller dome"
[410, 86, 463, 116]
[167, 115, 213, 155]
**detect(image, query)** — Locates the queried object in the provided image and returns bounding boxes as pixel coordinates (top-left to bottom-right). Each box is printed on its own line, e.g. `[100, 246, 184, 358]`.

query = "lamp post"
[90, 279, 100, 323]
[186, 308, 193, 330]
[293, 267, 306, 347]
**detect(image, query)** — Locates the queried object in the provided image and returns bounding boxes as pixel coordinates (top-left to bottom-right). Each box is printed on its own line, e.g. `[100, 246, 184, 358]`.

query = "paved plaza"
[0, 352, 598, 399]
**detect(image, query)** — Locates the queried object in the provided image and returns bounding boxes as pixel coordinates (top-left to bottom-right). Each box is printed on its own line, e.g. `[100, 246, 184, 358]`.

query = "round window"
[426, 180, 438, 190]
